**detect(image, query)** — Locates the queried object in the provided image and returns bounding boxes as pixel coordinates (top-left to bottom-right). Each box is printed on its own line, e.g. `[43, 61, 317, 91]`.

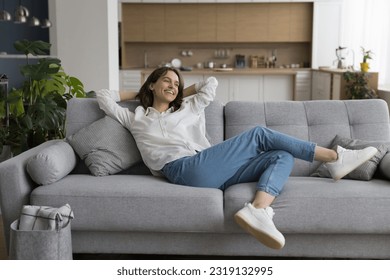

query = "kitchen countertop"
[312, 67, 352, 73]
[121, 68, 311, 76]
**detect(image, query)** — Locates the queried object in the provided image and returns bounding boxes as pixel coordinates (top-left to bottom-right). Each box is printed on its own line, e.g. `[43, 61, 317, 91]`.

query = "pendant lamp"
[0, 0, 11, 21]
[14, 0, 29, 24]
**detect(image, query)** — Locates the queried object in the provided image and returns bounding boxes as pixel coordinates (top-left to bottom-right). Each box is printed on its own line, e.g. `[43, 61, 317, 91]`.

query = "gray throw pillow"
[27, 141, 77, 185]
[378, 153, 390, 180]
[67, 116, 142, 176]
[311, 135, 389, 181]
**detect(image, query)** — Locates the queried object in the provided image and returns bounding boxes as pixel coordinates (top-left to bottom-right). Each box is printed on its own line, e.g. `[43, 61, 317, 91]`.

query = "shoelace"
[246, 203, 275, 219]
[265, 207, 275, 219]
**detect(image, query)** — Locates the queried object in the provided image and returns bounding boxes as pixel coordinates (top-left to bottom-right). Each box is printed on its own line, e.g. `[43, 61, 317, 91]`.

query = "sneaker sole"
[234, 212, 284, 250]
[332, 148, 378, 180]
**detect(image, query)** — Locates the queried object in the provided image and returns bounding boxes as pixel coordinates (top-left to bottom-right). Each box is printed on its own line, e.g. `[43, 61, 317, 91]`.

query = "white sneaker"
[234, 203, 285, 250]
[326, 145, 378, 181]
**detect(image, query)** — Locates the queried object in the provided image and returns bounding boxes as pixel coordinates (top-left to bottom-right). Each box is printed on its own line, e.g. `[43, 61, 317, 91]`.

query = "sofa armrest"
[0, 140, 64, 252]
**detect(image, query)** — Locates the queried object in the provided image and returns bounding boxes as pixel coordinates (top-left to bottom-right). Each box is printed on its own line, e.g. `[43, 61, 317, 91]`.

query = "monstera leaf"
[14, 40, 51, 56]
[20, 58, 61, 81]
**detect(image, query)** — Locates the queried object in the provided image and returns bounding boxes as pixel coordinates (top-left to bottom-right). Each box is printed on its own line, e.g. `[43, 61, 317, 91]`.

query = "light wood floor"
[0, 216, 8, 260]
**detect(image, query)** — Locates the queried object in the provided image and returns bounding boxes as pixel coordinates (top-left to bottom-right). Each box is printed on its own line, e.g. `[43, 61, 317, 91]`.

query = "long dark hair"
[136, 67, 184, 111]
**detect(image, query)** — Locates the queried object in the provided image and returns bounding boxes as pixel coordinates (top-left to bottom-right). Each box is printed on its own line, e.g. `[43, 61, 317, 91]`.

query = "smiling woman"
[137, 67, 184, 112]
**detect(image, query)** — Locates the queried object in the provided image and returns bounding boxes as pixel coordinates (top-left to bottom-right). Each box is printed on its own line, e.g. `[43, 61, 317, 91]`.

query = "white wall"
[311, 0, 342, 68]
[49, 0, 119, 92]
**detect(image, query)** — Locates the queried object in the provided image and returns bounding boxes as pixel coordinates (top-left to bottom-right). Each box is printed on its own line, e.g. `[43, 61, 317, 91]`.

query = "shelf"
[0, 54, 52, 59]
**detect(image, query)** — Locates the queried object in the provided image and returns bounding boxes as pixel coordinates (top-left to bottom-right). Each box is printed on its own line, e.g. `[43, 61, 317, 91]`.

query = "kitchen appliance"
[335, 46, 349, 69]
[171, 58, 182, 68]
[235, 55, 246, 68]
[204, 61, 215, 69]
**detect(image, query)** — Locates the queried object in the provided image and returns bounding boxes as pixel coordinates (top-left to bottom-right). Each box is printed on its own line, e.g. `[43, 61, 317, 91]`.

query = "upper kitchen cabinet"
[267, 3, 312, 42]
[197, 5, 217, 42]
[290, 3, 313, 42]
[145, 4, 165, 42]
[268, 4, 291, 42]
[165, 5, 198, 42]
[121, 3, 313, 43]
[122, 4, 145, 42]
[216, 4, 236, 42]
[122, 4, 165, 42]
[235, 4, 268, 42]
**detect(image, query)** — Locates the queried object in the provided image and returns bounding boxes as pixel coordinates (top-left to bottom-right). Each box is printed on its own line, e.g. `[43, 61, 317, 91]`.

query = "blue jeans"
[161, 126, 316, 197]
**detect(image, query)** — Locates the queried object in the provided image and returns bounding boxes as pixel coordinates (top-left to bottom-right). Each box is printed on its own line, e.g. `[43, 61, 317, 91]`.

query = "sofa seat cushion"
[30, 174, 224, 233]
[224, 176, 390, 234]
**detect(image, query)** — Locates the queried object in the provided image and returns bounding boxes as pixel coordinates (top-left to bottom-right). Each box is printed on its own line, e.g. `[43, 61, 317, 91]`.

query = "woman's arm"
[183, 84, 197, 98]
[183, 80, 210, 98]
[119, 90, 138, 101]
[96, 89, 134, 128]
[189, 77, 218, 112]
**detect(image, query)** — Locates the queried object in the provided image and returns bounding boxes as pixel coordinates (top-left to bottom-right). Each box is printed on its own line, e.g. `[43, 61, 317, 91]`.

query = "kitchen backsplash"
[122, 42, 311, 69]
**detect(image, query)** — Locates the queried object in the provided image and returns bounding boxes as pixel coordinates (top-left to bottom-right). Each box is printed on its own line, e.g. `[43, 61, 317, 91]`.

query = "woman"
[97, 67, 377, 250]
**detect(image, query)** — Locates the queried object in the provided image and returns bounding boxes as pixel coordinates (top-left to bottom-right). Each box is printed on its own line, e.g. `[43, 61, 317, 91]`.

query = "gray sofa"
[1, 98, 390, 259]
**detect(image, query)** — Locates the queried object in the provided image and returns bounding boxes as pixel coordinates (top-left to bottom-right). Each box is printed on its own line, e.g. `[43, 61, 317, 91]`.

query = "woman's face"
[150, 70, 180, 108]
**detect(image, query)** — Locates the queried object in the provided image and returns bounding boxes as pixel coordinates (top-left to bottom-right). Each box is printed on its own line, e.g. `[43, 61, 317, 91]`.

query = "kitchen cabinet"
[268, 4, 291, 42]
[331, 74, 342, 100]
[182, 74, 204, 88]
[122, 4, 145, 42]
[216, 5, 236, 42]
[294, 69, 312, 100]
[140, 71, 295, 103]
[212, 75, 262, 104]
[264, 75, 294, 101]
[165, 5, 198, 42]
[311, 71, 331, 100]
[232, 76, 263, 102]
[121, 3, 313, 43]
[290, 3, 313, 42]
[197, 5, 217, 42]
[145, 5, 165, 42]
[214, 76, 232, 104]
[235, 4, 268, 42]
[210, 74, 293, 103]
[335, 72, 378, 100]
[119, 70, 142, 92]
[311, 69, 379, 100]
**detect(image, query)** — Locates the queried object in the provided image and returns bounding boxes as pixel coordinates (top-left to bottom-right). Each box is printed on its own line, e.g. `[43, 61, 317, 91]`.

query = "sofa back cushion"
[66, 98, 225, 144]
[225, 99, 390, 176]
[65, 98, 225, 174]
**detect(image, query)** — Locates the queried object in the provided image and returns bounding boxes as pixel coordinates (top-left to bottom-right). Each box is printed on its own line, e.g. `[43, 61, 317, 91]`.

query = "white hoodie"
[96, 77, 218, 174]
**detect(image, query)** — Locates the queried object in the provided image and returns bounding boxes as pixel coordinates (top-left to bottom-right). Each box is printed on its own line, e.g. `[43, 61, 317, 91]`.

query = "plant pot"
[360, 62, 370, 72]
[0, 145, 12, 162]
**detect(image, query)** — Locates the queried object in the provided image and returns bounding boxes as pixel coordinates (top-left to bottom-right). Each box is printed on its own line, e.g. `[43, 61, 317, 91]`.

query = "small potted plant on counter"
[360, 47, 373, 72]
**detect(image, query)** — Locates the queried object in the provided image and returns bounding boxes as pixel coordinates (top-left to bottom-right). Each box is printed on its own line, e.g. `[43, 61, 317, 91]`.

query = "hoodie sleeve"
[189, 77, 218, 113]
[96, 89, 133, 129]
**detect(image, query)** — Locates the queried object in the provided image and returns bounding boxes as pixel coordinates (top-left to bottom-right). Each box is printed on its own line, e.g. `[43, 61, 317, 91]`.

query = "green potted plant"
[0, 40, 89, 157]
[360, 47, 373, 72]
[343, 71, 378, 99]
